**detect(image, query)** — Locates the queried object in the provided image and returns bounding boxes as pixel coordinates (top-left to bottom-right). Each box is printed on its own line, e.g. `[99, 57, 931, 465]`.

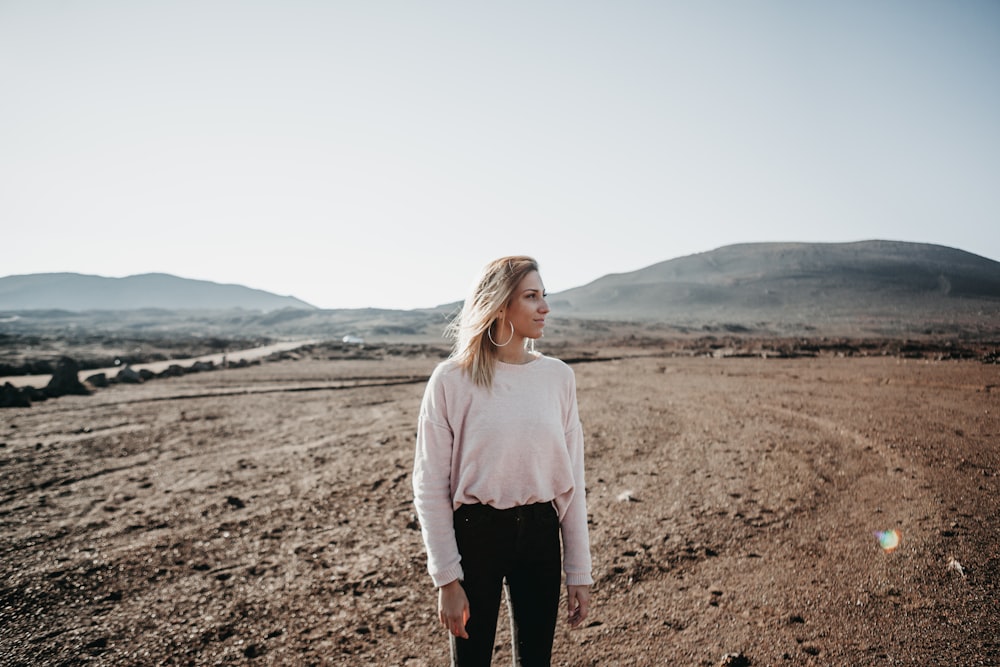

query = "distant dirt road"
[0, 340, 318, 388]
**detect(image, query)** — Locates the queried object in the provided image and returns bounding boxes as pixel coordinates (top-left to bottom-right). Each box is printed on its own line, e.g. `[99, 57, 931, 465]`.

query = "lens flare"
[875, 529, 901, 552]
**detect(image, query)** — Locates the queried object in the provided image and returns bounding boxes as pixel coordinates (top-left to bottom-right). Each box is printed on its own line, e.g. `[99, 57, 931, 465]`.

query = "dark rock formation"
[24, 386, 48, 402]
[1, 382, 32, 408]
[159, 364, 185, 378]
[116, 366, 144, 384]
[44, 357, 90, 398]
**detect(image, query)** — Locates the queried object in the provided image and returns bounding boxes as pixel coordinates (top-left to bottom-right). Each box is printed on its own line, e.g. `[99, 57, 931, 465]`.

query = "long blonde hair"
[447, 256, 539, 388]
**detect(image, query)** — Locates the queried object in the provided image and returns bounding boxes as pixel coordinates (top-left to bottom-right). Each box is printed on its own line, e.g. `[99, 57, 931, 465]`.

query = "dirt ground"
[1, 342, 997, 666]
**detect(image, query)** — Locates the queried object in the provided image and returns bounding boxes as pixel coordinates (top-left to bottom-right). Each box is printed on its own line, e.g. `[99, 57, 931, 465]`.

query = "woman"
[412, 256, 593, 666]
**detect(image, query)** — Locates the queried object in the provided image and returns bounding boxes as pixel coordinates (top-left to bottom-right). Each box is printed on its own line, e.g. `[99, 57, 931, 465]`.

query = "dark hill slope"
[0, 273, 315, 312]
[550, 241, 1000, 334]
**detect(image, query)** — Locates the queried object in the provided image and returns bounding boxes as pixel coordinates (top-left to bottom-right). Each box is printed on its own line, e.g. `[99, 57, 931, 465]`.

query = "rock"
[243, 644, 265, 658]
[45, 357, 91, 398]
[158, 364, 185, 378]
[0, 382, 31, 408]
[116, 366, 144, 384]
[719, 652, 751, 667]
[138, 368, 155, 381]
[187, 361, 214, 373]
[85, 373, 109, 388]
[23, 386, 47, 402]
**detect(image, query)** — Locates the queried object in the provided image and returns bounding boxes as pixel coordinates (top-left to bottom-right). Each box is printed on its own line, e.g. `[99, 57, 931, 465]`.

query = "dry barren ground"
[1, 344, 997, 666]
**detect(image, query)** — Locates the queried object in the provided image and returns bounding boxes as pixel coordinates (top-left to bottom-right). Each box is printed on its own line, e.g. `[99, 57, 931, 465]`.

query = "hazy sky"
[3, 1, 998, 310]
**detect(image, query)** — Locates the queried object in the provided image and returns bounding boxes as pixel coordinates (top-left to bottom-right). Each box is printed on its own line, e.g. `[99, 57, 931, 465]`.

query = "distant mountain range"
[0, 272, 315, 312]
[2, 241, 999, 339]
[551, 240, 1000, 331]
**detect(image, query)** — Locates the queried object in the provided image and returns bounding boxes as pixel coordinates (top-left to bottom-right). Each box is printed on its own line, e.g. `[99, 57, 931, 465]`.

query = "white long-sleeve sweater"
[412, 353, 594, 588]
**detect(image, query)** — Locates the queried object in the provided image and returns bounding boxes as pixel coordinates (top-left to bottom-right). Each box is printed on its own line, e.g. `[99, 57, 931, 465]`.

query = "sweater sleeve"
[412, 373, 464, 588]
[560, 372, 594, 586]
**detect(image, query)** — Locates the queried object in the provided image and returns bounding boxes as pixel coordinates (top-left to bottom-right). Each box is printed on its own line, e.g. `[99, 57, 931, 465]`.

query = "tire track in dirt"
[8, 377, 429, 417]
[752, 402, 937, 546]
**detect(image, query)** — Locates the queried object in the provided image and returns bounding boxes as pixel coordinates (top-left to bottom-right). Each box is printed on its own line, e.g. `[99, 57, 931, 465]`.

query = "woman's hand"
[438, 580, 470, 639]
[566, 585, 591, 627]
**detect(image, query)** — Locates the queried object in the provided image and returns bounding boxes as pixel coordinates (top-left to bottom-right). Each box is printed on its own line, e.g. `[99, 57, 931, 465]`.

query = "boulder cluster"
[1, 356, 88, 408]
[1, 356, 257, 408]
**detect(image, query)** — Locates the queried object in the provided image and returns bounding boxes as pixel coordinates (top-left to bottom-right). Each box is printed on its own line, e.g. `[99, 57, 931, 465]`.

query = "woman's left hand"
[566, 585, 590, 627]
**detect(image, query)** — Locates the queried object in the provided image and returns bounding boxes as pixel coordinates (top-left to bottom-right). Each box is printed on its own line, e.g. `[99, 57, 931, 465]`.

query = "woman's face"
[504, 270, 549, 339]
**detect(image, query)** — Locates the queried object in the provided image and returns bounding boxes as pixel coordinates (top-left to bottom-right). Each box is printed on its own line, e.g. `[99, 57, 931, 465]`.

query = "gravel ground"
[1, 343, 997, 666]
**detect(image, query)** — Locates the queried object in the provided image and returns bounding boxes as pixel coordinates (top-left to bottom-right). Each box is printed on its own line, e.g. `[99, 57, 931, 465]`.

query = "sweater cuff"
[431, 563, 465, 589]
[565, 571, 594, 587]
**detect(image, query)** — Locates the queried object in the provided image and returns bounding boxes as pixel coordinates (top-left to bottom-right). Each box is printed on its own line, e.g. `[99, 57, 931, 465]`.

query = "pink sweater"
[412, 353, 594, 588]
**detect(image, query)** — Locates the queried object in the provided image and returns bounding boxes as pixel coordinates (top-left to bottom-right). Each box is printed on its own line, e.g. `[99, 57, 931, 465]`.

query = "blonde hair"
[447, 256, 539, 388]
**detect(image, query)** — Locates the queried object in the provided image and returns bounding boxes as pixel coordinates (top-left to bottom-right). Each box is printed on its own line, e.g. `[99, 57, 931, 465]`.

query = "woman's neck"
[495, 341, 534, 364]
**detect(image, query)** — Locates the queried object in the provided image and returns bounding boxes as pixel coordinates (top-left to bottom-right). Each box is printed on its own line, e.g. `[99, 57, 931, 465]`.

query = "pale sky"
[3, 1, 998, 310]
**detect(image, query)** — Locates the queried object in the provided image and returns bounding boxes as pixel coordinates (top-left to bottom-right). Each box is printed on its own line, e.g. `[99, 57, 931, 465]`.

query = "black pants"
[450, 502, 562, 667]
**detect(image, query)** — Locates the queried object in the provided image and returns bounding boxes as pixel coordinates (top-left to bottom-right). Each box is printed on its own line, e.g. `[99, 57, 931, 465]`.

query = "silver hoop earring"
[487, 321, 515, 347]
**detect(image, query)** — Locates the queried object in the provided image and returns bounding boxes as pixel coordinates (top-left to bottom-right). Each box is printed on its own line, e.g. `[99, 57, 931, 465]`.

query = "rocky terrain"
[1, 339, 997, 665]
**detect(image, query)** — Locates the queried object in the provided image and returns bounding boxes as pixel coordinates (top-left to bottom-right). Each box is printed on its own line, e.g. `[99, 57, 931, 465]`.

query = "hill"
[549, 240, 1000, 335]
[0, 272, 315, 312]
[2, 242, 998, 345]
